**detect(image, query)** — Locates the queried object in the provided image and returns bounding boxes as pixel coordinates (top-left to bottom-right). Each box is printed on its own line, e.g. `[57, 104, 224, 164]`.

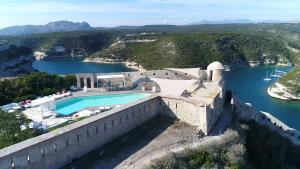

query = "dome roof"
[207, 61, 225, 70]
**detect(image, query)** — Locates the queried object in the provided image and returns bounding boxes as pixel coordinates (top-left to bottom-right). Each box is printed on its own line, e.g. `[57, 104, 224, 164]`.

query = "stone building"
[207, 61, 225, 82]
[0, 61, 227, 169]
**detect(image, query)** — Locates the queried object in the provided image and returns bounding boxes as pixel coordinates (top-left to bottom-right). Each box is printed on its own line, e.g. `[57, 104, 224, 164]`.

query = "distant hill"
[0, 21, 92, 36]
[191, 19, 254, 25]
[190, 19, 291, 25]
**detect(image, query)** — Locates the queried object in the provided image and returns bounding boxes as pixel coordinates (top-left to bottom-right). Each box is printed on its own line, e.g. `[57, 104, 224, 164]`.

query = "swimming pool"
[55, 93, 150, 116]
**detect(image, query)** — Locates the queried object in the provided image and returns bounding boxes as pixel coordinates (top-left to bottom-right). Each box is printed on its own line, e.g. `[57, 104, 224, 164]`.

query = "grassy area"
[278, 66, 300, 95]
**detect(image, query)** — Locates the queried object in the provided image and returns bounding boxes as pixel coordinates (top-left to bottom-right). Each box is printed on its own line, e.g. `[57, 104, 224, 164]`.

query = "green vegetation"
[246, 121, 300, 169]
[1, 24, 300, 70]
[150, 120, 300, 169]
[0, 111, 37, 149]
[277, 66, 300, 95]
[149, 125, 246, 169]
[0, 72, 76, 105]
[92, 32, 295, 69]
[3, 30, 120, 54]
[0, 44, 32, 62]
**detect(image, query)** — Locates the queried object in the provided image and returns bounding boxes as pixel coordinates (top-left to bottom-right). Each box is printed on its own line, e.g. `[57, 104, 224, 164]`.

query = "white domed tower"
[207, 61, 225, 82]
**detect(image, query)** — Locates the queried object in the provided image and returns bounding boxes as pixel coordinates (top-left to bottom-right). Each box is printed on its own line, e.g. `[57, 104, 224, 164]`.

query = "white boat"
[264, 71, 272, 81]
[270, 66, 286, 78]
[270, 71, 282, 77]
[275, 70, 286, 75]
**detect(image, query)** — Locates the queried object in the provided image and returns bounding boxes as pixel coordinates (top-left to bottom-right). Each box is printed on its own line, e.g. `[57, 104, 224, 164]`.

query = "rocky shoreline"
[83, 57, 145, 71]
[267, 83, 300, 100]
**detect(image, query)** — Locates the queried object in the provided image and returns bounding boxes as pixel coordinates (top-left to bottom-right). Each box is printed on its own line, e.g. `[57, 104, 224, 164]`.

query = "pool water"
[55, 93, 150, 116]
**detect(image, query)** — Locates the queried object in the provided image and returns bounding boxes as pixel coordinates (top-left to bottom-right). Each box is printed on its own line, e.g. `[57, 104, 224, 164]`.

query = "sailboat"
[264, 71, 272, 81]
[271, 66, 285, 78]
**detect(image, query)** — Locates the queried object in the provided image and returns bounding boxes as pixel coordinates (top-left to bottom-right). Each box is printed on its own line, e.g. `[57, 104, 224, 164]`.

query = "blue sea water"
[32, 58, 130, 74]
[225, 66, 300, 130]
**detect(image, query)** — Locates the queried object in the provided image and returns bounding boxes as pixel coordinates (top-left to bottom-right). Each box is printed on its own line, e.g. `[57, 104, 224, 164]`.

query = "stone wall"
[160, 94, 223, 135]
[232, 95, 300, 145]
[0, 96, 161, 169]
[0, 92, 224, 169]
[76, 69, 196, 89]
[206, 93, 224, 133]
[161, 96, 207, 133]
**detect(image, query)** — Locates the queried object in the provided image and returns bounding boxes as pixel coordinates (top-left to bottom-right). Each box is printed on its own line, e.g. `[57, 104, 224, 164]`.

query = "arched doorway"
[80, 78, 84, 88]
[87, 78, 91, 88]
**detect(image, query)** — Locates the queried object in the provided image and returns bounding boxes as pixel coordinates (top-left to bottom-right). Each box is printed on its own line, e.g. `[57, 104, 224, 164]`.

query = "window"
[77, 134, 80, 143]
[27, 155, 30, 163]
[53, 143, 57, 152]
[66, 138, 69, 147]
[41, 149, 44, 157]
[175, 73, 178, 75]
[176, 103, 178, 109]
[126, 114, 129, 120]
[87, 130, 90, 138]
[104, 123, 107, 131]
[96, 126, 98, 133]
[165, 73, 168, 75]
[112, 120, 115, 127]
[153, 73, 156, 76]
[119, 117, 122, 124]
[11, 160, 15, 169]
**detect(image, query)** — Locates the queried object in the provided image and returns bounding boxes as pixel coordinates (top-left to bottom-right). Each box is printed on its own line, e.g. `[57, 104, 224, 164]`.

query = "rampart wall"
[160, 94, 223, 135]
[232, 95, 300, 145]
[0, 96, 161, 169]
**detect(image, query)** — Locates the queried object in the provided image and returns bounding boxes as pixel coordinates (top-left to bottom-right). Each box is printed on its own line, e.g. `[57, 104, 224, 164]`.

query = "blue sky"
[0, 0, 300, 28]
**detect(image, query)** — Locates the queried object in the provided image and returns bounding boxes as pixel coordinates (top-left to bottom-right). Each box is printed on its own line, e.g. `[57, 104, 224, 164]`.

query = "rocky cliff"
[0, 45, 35, 77]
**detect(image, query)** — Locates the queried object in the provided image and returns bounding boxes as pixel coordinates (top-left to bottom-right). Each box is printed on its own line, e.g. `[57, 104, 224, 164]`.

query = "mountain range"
[0, 21, 92, 36]
[1, 19, 299, 36]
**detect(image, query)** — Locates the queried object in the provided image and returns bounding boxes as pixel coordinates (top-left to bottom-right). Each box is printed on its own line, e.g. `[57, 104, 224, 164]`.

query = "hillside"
[0, 45, 35, 77]
[88, 32, 294, 69]
[1, 23, 300, 72]
[149, 121, 300, 169]
[3, 30, 119, 55]
[268, 66, 300, 100]
[0, 21, 92, 36]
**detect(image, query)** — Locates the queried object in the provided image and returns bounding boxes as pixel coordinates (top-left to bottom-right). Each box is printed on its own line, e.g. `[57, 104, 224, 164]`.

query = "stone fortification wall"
[0, 96, 161, 169]
[160, 96, 208, 134]
[0, 92, 224, 169]
[232, 95, 300, 145]
[205, 93, 224, 133]
[160, 95, 223, 135]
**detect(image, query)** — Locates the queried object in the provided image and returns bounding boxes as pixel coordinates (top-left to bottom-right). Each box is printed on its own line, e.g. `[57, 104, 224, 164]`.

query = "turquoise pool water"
[55, 93, 150, 116]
